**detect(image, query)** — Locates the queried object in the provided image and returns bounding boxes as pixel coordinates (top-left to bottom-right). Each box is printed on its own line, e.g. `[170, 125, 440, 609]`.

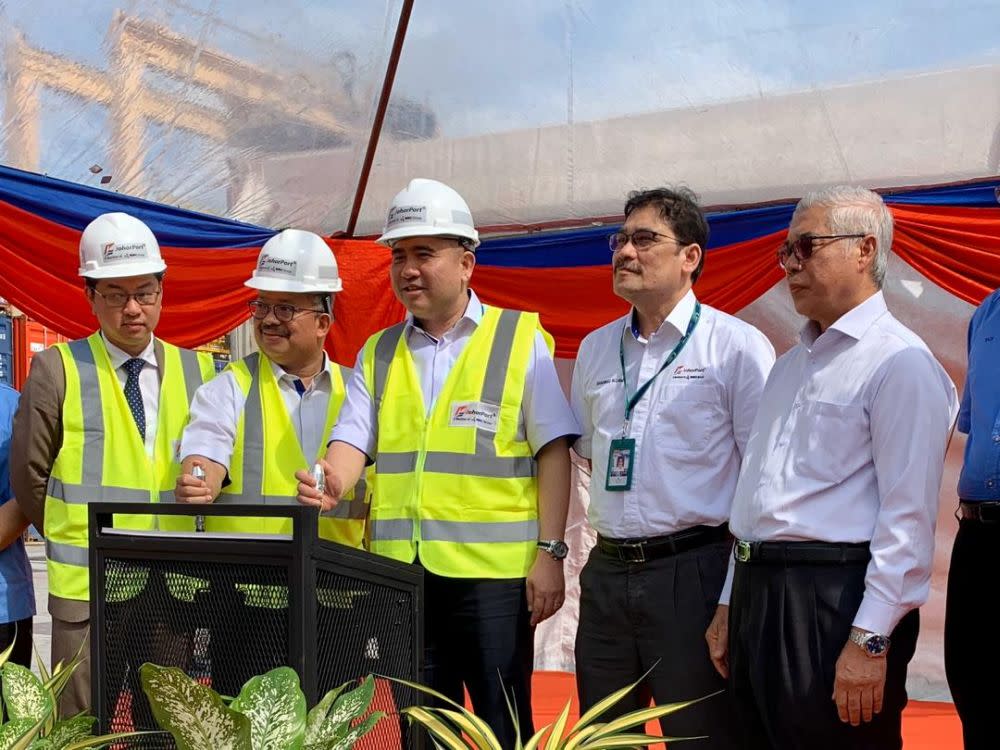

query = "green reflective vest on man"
[44, 333, 214, 602]
[210, 351, 367, 547]
[363, 306, 549, 578]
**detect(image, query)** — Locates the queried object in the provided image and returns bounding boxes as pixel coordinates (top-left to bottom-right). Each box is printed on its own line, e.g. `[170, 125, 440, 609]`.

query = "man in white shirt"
[571, 187, 774, 747]
[705, 186, 958, 750]
[176, 229, 365, 696]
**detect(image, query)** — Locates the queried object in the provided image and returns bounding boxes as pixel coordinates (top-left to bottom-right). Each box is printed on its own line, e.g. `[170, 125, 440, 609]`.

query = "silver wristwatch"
[849, 627, 890, 658]
[537, 539, 569, 561]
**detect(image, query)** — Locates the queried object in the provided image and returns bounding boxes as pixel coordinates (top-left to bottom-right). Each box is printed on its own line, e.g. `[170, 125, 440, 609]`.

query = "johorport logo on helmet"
[449, 401, 499, 432]
[258, 253, 297, 276]
[386, 205, 427, 228]
[101, 241, 149, 264]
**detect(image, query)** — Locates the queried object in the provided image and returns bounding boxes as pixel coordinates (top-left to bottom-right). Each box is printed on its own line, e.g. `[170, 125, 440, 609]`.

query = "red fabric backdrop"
[1, 197, 998, 364]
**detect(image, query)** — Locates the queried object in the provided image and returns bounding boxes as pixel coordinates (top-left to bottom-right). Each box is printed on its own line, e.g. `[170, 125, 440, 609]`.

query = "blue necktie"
[123, 358, 146, 441]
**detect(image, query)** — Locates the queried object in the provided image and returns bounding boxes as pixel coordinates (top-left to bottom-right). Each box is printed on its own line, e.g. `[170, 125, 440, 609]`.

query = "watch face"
[865, 635, 889, 656]
[552, 541, 569, 559]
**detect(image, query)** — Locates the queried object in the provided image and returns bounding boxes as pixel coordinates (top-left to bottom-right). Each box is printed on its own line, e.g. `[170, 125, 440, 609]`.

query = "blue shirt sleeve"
[957, 306, 978, 435]
[0, 386, 19, 505]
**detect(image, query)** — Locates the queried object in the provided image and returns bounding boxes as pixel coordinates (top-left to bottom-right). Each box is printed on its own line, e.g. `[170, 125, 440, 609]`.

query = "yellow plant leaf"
[588, 693, 717, 739]
[402, 706, 470, 750]
[437, 708, 499, 749]
[545, 699, 573, 749]
[579, 732, 671, 749]
[522, 722, 553, 750]
[574, 679, 643, 734]
[561, 723, 602, 750]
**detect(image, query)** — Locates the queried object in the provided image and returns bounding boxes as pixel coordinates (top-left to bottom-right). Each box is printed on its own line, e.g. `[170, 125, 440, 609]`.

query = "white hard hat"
[376, 178, 480, 248]
[245, 229, 343, 294]
[78, 212, 167, 279]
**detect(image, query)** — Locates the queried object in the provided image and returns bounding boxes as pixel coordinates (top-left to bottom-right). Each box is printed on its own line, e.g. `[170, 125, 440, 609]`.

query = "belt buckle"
[735, 540, 751, 563]
[619, 541, 646, 564]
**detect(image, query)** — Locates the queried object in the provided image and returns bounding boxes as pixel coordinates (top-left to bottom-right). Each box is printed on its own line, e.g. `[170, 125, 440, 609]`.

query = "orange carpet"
[531, 672, 963, 749]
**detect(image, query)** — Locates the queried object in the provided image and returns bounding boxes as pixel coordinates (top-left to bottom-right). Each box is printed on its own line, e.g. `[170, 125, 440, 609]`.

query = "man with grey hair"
[704, 186, 958, 749]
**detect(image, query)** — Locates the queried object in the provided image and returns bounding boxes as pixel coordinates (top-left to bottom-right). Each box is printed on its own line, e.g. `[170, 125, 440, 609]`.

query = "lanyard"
[619, 300, 701, 434]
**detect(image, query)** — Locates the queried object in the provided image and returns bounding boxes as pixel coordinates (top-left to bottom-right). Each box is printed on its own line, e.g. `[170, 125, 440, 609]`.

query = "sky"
[0, 0, 997, 225]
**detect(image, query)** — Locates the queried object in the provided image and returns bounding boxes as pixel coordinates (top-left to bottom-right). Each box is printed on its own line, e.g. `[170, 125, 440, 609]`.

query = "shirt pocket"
[790, 400, 869, 483]
[654, 382, 726, 454]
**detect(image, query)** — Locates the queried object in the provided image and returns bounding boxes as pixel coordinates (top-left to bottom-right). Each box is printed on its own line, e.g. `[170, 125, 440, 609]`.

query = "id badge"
[605, 437, 636, 492]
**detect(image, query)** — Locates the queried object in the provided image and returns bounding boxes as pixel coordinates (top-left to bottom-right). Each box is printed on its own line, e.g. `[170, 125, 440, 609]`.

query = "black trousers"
[945, 518, 1000, 750]
[729, 557, 919, 750]
[575, 540, 738, 748]
[422, 571, 534, 749]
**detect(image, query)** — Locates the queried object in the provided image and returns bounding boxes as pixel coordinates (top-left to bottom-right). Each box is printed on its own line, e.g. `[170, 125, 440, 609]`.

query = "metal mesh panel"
[314, 567, 418, 750]
[98, 557, 291, 749]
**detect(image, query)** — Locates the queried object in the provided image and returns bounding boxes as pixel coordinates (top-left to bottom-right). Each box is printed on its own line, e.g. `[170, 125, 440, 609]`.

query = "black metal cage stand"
[88, 502, 423, 749]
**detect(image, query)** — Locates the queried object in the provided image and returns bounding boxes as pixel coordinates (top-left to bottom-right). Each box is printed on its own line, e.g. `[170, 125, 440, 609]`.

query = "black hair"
[624, 187, 709, 283]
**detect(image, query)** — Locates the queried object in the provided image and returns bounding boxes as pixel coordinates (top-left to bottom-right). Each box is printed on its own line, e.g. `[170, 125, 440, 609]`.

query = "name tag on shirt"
[605, 437, 635, 491]
[449, 401, 499, 432]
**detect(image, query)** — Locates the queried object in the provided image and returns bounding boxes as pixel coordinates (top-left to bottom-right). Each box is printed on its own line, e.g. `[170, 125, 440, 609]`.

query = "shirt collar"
[799, 290, 888, 346]
[102, 332, 157, 371]
[271, 352, 332, 388]
[405, 288, 484, 342]
[629, 289, 697, 342]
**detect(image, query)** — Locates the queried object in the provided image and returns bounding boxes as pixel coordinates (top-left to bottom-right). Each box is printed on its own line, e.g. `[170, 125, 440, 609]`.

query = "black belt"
[958, 500, 1000, 523]
[597, 524, 730, 564]
[734, 539, 871, 565]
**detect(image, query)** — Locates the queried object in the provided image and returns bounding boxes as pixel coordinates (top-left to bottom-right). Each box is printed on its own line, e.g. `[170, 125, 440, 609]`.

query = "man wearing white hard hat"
[296, 179, 579, 746]
[10, 212, 215, 715]
[175, 228, 366, 696]
[176, 228, 365, 542]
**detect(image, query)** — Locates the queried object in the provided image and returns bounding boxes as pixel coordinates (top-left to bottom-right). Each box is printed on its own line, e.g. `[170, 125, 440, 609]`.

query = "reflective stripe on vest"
[212, 353, 367, 539]
[367, 307, 543, 576]
[44, 335, 210, 601]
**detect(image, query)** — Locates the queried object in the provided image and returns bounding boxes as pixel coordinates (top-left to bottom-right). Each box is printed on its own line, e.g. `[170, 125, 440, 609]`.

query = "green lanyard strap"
[619, 300, 701, 429]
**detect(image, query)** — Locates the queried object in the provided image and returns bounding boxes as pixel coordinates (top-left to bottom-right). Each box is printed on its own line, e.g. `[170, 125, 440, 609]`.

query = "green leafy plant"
[389, 672, 714, 750]
[140, 664, 384, 750]
[0, 634, 146, 750]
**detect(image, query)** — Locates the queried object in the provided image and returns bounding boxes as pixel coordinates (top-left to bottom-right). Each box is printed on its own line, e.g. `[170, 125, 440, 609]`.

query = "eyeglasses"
[608, 230, 680, 253]
[92, 288, 161, 307]
[248, 300, 326, 322]
[777, 233, 867, 269]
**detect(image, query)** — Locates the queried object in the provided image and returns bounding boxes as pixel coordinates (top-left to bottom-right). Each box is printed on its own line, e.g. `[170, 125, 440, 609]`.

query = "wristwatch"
[537, 539, 569, 561]
[849, 627, 890, 658]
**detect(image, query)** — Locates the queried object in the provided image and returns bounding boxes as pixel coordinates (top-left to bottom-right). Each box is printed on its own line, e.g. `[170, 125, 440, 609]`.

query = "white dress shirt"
[331, 289, 580, 458]
[103, 334, 159, 457]
[571, 290, 775, 538]
[181, 353, 340, 470]
[721, 291, 959, 636]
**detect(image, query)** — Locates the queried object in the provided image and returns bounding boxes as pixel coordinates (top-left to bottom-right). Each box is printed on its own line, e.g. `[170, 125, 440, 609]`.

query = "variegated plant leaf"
[140, 663, 251, 750]
[229, 667, 306, 750]
[0, 718, 36, 750]
[307, 676, 375, 744]
[303, 683, 346, 745]
[308, 711, 384, 750]
[28, 739, 54, 750]
[2, 664, 53, 723]
[42, 715, 95, 750]
[61, 731, 160, 750]
[324, 676, 375, 728]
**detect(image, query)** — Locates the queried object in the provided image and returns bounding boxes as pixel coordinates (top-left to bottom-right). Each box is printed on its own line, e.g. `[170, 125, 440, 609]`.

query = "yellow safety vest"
[363, 306, 548, 578]
[209, 352, 366, 548]
[44, 333, 214, 602]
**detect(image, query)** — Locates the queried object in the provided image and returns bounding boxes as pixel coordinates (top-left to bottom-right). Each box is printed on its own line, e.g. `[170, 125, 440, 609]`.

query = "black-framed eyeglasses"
[92, 288, 162, 307]
[248, 300, 326, 322]
[777, 233, 867, 269]
[608, 229, 680, 253]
